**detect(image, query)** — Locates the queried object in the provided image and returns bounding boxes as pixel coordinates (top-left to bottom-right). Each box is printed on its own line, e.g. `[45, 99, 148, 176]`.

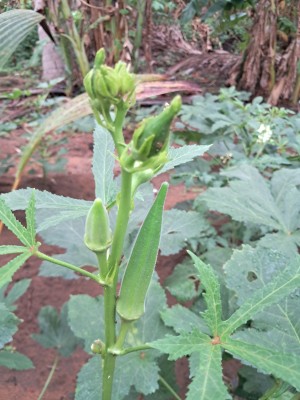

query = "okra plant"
[0, 49, 209, 399]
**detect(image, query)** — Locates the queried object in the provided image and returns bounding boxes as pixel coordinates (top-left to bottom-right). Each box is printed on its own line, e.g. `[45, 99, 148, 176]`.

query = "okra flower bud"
[84, 199, 112, 254]
[120, 96, 181, 175]
[133, 95, 181, 161]
[84, 48, 136, 109]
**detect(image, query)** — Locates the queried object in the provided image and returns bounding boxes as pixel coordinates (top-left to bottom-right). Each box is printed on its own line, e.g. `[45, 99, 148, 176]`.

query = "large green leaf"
[150, 330, 230, 399]
[92, 124, 116, 205]
[1, 189, 92, 232]
[32, 304, 80, 357]
[223, 337, 300, 391]
[0, 303, 19, 348]
[0, 10, 44, 69]
[224, 246, 300, 349]
[189, 252, 222, 336]
[160, 210, 211, 256]
[221, 254, 300, 337]
[201, 165, 300, 254]
[0, 350, 34, 370]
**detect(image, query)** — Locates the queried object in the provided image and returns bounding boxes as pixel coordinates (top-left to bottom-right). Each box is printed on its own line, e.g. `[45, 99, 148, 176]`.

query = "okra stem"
[102, 168, 133, 399]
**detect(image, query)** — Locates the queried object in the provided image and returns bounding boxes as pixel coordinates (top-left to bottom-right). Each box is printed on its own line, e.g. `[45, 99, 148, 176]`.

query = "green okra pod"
[116, 183, 168, 321]
[84, 198, 112, 254]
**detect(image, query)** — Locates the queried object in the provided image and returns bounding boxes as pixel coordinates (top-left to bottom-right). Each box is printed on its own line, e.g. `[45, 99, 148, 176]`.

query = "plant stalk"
[102, 168, 133, 399]
[37, 355, 59, 400]
[159, 375, 181, 400]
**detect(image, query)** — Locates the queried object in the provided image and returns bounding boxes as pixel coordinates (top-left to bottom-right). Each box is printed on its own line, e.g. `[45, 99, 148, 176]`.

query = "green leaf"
[75, 356, 102, 400]
[0, 252, 31, 289]
[25, 191, 36, 245]
[68, 295, 104, 352]
[161, 304, 210, 335]
[160, 210, 211, 256]
[92, 123, 116, 204]
[0, 198, 31, 246]
[0, 246, 26, 255]
[201, 164, 287, 231]
[222, 254, 300, 337]
[0, 279, 31, 311]
[224, 246, 300, 348]
[150, 329, 211, 360]
[223, 337, 300, 391]
[186, 347, 230, 400]
[0, 10, 44, 69]
[1, 188, 92, 232]
[158, 145, 211, 175]
[32, 304, 80, 357]
[113, 351, 160, 398]
[39, 217, 97, 279]
[117, 184, 168, 321]
[0, 350, 34, 370]
[0, 303, 19, 348]
[189, 252, 222, 336]
[164, 258, 201, 302]
[75, 352, 159, 400]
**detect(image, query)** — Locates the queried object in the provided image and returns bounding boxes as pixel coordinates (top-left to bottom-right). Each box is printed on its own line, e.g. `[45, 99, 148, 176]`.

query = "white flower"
[257, 124, 273, 144]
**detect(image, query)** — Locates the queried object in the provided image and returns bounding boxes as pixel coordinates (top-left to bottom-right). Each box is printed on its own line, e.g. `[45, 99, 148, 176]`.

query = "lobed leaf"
[222, 255, 300, 337]
[224, 246, 300, 347]
[201, 165, 287, 231]
[1, 189, 92, 232]
[223, 337, 300, 391]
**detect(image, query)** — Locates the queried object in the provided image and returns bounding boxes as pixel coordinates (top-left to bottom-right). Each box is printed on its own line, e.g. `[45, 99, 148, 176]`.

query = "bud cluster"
[84, 48, 136, 127]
